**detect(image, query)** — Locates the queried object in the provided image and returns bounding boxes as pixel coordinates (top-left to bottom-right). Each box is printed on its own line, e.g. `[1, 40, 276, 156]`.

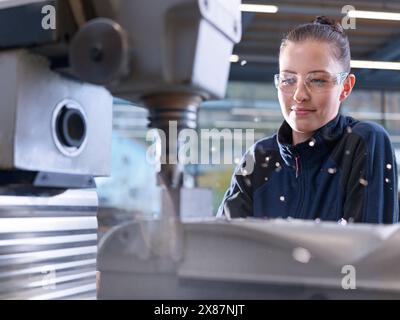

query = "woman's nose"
[293, 81, 310, 103]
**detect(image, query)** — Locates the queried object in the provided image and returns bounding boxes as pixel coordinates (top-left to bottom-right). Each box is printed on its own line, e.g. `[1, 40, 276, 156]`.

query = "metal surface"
[144, 92, 203, 191]
[92, 0, 241, 101]
[0, 49, 113, 176]
[0, 188, 98, 300]
[98, 218, 400, 299]
[144, 92, 204, 223]
[1, 0, 241, 99]
[69, 18, 129, 85]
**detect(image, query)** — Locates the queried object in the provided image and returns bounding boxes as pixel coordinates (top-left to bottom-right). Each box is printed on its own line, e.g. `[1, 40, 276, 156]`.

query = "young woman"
[218, 16, 399, 223]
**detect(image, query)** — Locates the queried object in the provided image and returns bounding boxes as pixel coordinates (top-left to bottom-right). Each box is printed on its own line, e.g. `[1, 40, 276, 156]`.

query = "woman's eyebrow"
[281, 69, 329, 74]
[308, 69, 328, 73]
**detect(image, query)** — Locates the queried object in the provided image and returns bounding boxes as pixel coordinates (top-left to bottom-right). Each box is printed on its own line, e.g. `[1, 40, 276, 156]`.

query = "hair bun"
[313, 16, 344, 34]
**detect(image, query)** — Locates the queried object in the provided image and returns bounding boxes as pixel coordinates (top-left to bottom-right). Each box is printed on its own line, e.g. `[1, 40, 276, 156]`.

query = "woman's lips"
[291, 108, 316, 116]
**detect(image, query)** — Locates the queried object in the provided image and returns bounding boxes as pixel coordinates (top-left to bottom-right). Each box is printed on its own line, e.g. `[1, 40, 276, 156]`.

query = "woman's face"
[278, 40, 351, 136]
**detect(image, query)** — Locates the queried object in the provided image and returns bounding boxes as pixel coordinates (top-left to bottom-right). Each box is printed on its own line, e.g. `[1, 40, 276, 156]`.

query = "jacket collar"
[277, 113, 348, 168]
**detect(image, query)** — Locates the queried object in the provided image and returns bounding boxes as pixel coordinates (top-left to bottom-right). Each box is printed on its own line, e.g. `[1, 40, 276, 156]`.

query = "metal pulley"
[69, 18, 129, 85]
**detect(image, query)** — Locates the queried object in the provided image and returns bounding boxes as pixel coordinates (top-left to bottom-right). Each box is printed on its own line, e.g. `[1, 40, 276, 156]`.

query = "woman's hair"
[280, 16, 351, 73]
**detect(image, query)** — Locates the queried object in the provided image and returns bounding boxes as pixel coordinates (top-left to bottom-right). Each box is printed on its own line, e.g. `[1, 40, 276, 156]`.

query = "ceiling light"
[240, 4, 278, 13]
[348, 10, 400, 21]
[351, 60, 400, 70]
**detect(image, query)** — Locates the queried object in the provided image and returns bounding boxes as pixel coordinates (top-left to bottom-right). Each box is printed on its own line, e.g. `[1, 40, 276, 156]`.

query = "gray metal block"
[0, 50, 112, 176]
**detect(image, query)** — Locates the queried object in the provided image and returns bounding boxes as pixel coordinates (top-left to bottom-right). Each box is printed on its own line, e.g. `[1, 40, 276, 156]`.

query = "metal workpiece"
[97, 218, 181, 300]
[97, 188, 215, 299]
[0, 188, 98, 300]
[0, 49, 113, 177]
[98, 218, 400, 299]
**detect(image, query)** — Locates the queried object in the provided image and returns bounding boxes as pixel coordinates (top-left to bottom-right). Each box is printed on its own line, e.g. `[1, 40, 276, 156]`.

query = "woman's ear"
[340, 74, 356, 102]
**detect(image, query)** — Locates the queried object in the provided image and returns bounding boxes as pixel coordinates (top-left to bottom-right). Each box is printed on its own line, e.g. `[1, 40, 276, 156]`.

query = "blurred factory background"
[96, 0, 400, 234]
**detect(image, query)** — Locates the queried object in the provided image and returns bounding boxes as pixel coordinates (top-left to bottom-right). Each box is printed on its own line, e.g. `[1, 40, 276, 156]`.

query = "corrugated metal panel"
[0, 189, 98, 300]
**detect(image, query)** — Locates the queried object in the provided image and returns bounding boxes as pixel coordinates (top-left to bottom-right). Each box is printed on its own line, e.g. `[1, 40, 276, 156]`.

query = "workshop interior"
[1, 0, 400, 300]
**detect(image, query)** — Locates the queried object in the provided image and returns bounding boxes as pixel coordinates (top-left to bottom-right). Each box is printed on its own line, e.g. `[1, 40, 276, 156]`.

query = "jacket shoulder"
[351, 120, 391, 139]
[252, 134, 279, 154]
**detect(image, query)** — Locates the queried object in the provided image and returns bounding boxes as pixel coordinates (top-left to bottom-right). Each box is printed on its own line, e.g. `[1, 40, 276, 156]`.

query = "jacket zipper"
[295, 154, 305, 218]
[295, 155, 300, 178]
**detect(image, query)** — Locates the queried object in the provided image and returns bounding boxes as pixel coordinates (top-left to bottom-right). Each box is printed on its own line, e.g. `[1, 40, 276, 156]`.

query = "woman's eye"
[282, 78, 296, 85]
[310, 78, 328, 85]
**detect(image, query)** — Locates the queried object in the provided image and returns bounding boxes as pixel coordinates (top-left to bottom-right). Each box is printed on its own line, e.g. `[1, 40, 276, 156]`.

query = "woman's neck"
[292, 131, 314, 146]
